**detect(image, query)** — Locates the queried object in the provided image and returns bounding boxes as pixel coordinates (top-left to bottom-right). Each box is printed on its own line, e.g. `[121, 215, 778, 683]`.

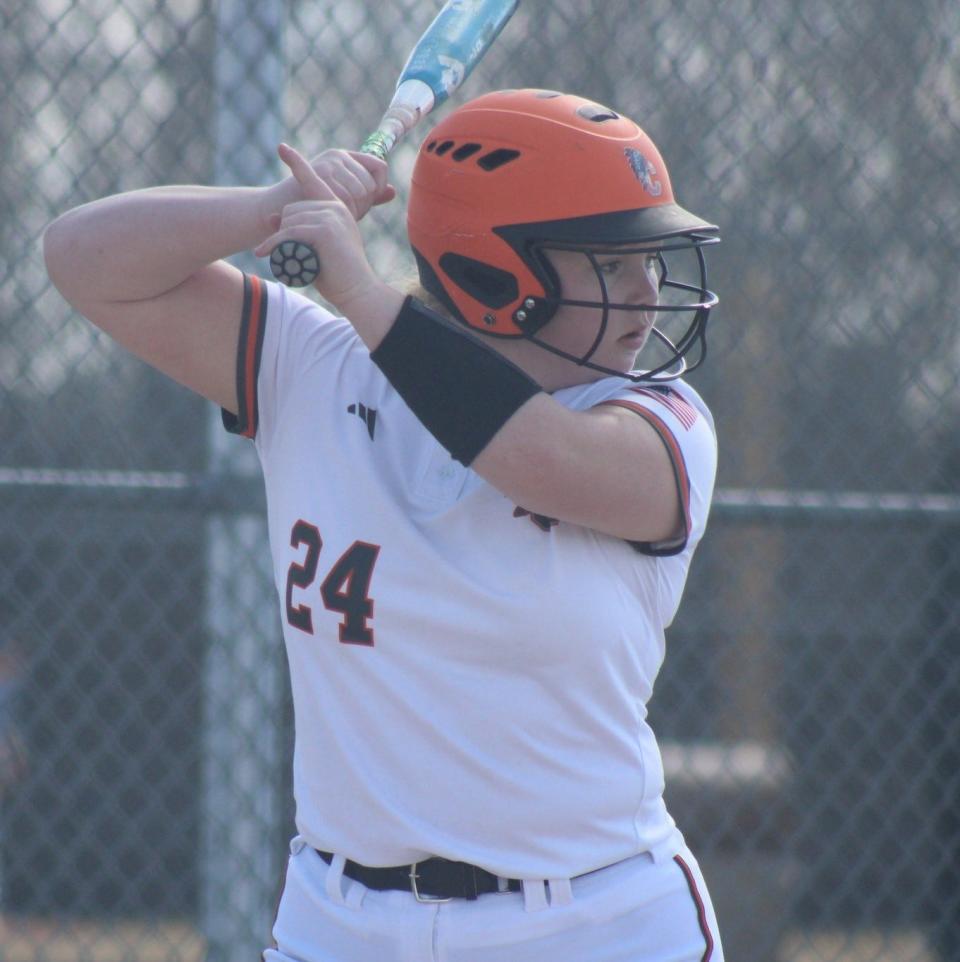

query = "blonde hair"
[397, 275, 455, 321]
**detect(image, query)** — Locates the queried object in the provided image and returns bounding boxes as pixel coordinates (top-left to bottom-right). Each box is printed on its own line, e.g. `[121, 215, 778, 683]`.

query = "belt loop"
[521, 879, 549, 913]
[547, 877, 573, 906]
[324, 853, 348, 905]
[289, 836, 307, 857]
[648, 838, 675, 865]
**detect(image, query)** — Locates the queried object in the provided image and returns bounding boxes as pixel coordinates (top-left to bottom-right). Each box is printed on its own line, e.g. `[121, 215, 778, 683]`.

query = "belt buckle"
[409, 863, 453, 903]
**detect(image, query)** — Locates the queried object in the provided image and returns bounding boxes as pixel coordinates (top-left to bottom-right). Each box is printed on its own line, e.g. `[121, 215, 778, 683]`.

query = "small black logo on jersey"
[513, 506, 558, 532]
[347, 402, 377, 440]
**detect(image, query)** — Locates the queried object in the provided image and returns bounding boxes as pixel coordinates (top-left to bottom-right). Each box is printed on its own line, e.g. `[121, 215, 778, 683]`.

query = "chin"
[608, 347, 644, 373]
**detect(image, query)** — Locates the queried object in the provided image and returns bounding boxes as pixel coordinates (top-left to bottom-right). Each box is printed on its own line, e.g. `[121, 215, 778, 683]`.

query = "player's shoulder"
[618, 379, 715, 436]
[554, 375, 715, 433]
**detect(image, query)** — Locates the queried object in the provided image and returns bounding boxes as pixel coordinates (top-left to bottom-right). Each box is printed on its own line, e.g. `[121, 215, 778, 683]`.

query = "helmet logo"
[624, 147, 663, 196]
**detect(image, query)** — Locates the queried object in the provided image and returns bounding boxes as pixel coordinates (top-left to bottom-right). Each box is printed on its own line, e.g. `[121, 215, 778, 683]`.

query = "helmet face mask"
[506, 232, 719, 382]
[407, 89, 720, 384]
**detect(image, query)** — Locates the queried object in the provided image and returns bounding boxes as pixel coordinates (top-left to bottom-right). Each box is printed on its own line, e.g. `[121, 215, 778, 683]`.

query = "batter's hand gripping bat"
[269, 0, 520, 287]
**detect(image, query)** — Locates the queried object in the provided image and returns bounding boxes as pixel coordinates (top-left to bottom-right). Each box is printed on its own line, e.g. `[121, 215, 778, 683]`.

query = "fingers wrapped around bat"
[258, 144, 385, 297]
[310, 149, 396, 219]
[255, 207, 377, 302]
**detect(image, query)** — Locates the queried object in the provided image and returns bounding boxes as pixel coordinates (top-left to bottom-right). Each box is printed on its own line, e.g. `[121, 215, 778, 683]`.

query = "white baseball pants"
[263, 837, 723, 962]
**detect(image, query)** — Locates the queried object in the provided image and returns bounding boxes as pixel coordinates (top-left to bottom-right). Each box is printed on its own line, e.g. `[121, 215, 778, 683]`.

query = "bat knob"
[269, 240, 319, 287]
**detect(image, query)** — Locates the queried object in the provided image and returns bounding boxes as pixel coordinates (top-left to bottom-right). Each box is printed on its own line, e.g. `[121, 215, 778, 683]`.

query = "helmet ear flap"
[413, 241, 560, 336]
[412, 244, 542, 336]
[509, 241, 562, 336]
[437, 252, 519, 309]
[411, 246, 467, 323]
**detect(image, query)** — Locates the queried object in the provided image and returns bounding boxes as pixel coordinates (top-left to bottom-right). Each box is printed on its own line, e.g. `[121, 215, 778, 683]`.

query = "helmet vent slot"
[434, 140, 455, 156]
[576, 103, 620, 123]
[477, 148, 521, 171]
[452, 142, 482, 162]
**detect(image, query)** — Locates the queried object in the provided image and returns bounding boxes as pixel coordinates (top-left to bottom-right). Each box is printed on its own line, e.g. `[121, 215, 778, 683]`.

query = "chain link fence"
[2, 0, 959, 959]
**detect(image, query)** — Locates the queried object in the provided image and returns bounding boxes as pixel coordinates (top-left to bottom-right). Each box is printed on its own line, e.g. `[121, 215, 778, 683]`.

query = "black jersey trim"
[222, 273, 268, 438]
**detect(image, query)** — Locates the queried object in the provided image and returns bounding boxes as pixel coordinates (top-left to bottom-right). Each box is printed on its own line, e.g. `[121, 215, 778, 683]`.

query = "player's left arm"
[472, 396, 689, 544]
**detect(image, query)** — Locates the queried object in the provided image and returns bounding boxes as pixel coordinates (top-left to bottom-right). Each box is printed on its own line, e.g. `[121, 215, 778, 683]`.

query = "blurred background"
[1, 0, 959, 959]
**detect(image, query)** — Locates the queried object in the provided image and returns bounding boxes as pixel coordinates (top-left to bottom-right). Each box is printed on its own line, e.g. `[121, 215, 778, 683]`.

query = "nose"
[628, 258, 660, 306]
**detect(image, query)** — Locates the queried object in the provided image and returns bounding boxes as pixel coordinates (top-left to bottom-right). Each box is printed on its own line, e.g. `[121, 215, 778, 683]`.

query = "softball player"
[45, 89, 723, 961]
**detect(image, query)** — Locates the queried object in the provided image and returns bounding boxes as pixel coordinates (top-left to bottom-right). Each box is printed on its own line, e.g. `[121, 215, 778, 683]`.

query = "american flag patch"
[628, 386, 699, 430]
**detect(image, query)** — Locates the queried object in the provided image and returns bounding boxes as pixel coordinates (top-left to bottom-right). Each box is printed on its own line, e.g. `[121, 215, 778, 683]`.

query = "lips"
[617, 329, 648, 348]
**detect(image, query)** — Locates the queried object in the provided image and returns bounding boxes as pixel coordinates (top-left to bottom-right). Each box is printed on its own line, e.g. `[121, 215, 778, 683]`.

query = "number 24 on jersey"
[285, 519, 380, 646]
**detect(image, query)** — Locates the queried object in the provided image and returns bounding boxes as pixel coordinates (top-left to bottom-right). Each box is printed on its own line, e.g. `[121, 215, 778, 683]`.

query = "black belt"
[317, 850, 523, 902]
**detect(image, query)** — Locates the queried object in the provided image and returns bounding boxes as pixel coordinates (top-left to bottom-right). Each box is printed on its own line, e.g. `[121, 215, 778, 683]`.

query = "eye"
[597, 258, 622, 276]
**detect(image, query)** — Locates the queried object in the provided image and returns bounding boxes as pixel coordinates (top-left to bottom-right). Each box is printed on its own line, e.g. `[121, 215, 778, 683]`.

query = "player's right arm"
[43, 150, 394, 413]
[44, 186, 263, 413]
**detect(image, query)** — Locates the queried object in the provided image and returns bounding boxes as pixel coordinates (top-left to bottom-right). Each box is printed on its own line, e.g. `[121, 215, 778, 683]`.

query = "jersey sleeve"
[221, 273, 268, 439]
[597, 383, 717, 557]
[221, 273, 355, 444]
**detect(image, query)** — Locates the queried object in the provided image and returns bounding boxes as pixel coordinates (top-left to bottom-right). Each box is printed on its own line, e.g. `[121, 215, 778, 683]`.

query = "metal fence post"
[203, 1, 286, 958]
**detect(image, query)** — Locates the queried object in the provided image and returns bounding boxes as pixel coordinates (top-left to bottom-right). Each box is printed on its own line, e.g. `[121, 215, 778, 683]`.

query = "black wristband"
[371, 296, 542, 465]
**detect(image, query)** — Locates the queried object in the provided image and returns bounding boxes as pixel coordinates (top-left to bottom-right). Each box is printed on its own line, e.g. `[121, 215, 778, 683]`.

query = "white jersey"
[224, 274, 718, 880]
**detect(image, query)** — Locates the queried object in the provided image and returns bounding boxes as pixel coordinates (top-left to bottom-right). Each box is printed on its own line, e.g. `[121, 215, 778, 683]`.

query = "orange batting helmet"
[407, 88, 720, 381]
